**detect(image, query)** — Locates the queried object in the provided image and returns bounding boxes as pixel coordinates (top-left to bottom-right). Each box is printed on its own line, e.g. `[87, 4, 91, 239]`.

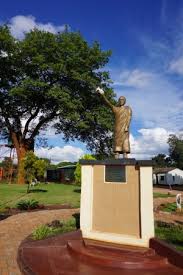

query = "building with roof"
[46, 165, 76, 183]
[153, 167, 183, 185]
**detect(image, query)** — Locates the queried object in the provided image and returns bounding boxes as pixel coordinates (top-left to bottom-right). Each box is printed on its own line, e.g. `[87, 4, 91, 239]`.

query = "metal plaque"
[105, 165, 126, 183]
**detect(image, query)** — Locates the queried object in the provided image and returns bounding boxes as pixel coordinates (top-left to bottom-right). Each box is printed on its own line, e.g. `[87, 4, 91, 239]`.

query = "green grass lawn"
[0, 183, 81, 210]
[153, 192, 175, 198]
[155, 224, 183, 251]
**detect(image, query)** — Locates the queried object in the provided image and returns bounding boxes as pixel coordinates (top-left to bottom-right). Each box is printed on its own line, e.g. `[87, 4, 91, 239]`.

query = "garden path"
[0, 208, 79, 275]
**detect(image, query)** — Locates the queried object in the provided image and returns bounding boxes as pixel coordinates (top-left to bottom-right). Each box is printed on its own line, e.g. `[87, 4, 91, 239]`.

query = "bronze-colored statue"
[96, 87, 132, 158]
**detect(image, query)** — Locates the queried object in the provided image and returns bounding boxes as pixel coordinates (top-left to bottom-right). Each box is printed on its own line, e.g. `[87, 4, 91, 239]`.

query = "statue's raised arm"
[96, 87, 114, 110]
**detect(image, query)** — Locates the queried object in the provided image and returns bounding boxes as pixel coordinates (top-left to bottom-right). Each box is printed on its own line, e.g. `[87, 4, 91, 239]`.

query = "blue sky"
[1, 0, 183, 162]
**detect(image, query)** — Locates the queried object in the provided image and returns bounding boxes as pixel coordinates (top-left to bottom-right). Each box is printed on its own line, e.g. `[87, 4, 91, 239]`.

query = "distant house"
[46, 165, 76, 183]
[153, 167, 183, 185]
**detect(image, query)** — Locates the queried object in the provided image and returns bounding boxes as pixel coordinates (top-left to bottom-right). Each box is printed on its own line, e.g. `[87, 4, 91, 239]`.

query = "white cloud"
[115, 69, 153, 88]
[140, 10, 183, 77]
[169, 57, 183, 75]
[35, 145, 84, 163]
[9, 15, 66, 39]
[0, 128, 171, 162]
[112, 68, 183, 131]
[140, 35, 171, 68]
[130, 127, 170, 159]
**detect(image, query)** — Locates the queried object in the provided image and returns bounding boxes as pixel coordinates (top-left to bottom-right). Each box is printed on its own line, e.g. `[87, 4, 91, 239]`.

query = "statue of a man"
[96, 87, 132, 158]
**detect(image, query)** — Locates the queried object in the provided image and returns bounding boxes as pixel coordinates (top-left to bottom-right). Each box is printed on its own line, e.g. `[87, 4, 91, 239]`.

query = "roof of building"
[47, 165, 76, 171]
[57, 165, 76, 169]
[153, 167, 176, 174]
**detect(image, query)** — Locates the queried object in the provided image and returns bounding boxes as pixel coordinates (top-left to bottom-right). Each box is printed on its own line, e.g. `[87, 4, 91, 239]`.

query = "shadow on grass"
[28, 189, 48, 193]
[73, 188, 81, 193]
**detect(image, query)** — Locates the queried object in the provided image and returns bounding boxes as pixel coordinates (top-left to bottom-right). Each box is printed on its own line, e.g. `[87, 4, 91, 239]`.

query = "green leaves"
[24, 151, 48, 183]
[168, 135, 183, 169]
[74, 154, 96, 185]
[0, 26, 115, 156]
[32, 218, 77, 240]
[16, 199, 39, 210]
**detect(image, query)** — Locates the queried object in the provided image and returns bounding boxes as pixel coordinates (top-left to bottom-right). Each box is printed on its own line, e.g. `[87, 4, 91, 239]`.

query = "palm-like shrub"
[16, 199, 39, 210]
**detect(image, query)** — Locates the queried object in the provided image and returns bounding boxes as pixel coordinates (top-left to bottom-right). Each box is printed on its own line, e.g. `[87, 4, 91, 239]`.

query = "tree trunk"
[16, 145, 27, 184]
[11, 132, 34, 184]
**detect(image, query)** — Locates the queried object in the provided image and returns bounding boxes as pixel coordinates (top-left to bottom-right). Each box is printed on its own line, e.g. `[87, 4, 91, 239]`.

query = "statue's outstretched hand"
[96, 87, 104, 95]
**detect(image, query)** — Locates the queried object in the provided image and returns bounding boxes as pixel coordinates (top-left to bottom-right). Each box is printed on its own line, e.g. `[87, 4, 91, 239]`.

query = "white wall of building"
[154, 168, 183, 185]
[167, 169, 183, 185]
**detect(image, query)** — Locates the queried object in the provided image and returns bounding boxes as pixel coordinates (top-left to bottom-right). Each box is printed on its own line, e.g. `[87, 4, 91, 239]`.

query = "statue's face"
[118, 96, 126, 106]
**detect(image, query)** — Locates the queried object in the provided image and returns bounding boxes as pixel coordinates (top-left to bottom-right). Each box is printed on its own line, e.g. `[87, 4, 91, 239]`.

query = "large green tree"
[152, 153, 172, 168]
[168, 135, 183, 169]
[0, 26, 115, 184]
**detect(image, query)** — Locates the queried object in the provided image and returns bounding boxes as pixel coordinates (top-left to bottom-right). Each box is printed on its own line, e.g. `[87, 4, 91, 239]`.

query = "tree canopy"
[152, 135, 183, 169]
[152, 154, 171, 168]
[168, 135, 183, 169]
[0, 25, 115, 182]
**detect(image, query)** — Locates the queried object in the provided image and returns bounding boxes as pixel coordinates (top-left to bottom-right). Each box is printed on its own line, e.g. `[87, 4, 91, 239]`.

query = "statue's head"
[118, 96, 126, 106]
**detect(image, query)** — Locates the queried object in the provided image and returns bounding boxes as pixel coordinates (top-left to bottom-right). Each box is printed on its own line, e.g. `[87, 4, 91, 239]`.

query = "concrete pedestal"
[80, 159, 154, 247]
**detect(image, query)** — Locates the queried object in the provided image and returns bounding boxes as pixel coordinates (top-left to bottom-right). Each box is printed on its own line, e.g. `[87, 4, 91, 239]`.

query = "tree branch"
[23, 107, 40, 139]
[30, 112, 57, 139]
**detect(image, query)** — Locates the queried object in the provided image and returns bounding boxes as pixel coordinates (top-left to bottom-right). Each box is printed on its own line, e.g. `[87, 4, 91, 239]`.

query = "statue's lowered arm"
[96, 87, 114, 110]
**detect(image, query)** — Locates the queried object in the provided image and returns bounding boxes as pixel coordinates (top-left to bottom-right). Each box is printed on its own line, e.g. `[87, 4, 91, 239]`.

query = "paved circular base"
[17, 230, 183, 275]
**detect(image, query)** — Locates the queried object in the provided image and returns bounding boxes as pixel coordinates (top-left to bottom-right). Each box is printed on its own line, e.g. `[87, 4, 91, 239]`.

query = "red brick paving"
[0, 209, 79, 275]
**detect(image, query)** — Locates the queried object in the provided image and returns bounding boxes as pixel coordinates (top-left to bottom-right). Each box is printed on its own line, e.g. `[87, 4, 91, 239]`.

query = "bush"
[24, 151, 48, 184]
[74, 154, 96, 185]
[16, 199, 39, 210]
[32, 218, 77, 240]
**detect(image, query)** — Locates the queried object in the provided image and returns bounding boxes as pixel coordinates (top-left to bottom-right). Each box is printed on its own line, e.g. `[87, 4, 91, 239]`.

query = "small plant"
[32, 225, 54, 240]
[32, 218, 77, 240]
[16, 199, 39, 210]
